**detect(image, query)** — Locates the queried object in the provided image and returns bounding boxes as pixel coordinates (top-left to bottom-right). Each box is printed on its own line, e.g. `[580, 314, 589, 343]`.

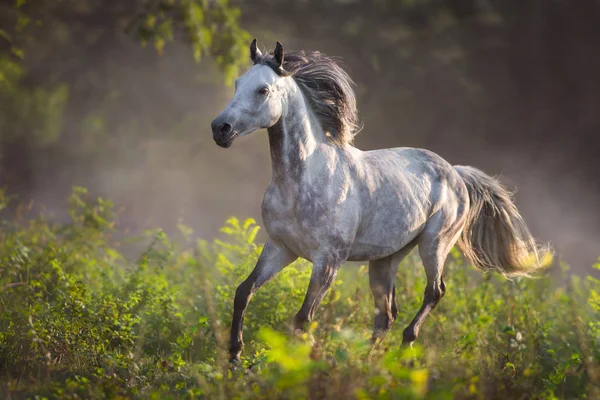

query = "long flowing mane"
[255, 50, 361, 145]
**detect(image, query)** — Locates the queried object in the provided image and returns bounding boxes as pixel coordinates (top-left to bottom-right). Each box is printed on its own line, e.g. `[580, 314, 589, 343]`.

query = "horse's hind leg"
[369, 241, 417, 343]
[402, 210, 466, 346]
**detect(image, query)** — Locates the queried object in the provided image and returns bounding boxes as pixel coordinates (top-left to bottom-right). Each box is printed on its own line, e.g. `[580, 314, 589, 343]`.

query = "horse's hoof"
[294, 329, 316, 345]
[228, 354, 242, 368]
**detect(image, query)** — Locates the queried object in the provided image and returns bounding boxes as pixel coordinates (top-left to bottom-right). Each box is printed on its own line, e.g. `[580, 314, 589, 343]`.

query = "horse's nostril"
[218, 123, 233, 135]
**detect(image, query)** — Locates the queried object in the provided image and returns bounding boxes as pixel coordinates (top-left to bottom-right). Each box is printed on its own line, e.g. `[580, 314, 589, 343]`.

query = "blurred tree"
[235, 0, 500, 150]
[236, 0, 600, 154]
[0, 0, 250, 146]
[0, 0, 251, 195]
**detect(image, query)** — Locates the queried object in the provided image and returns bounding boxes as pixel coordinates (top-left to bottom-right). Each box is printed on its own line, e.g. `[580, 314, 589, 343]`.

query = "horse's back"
[357, 146, 463, 198]
[362, 146, 455, 174]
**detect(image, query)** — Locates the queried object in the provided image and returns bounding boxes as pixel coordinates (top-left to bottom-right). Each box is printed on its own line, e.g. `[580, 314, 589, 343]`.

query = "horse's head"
[211, 39, 289, 148]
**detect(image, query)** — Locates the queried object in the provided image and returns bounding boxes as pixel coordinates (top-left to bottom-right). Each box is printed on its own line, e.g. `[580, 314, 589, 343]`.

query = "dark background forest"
[1, 0, 599, 272]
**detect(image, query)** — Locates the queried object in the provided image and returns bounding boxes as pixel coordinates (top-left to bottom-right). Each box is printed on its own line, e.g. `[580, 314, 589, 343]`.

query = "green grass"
[0, 187, 598, 399]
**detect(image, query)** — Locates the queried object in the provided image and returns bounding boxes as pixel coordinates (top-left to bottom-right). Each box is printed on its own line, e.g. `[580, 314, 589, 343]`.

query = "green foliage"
[0, 188, 598, 399]
[131, 0, 252, 84]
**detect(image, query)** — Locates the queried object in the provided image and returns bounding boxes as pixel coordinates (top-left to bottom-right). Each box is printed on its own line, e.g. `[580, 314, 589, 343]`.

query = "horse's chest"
[261, 187, 341, 259]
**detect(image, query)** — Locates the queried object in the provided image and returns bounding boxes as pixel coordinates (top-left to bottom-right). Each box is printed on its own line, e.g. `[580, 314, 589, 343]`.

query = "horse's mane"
[255, 50, 361, 145]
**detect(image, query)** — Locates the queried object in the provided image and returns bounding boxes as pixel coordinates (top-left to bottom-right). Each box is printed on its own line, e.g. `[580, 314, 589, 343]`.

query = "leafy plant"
[0, 188, 598, 399]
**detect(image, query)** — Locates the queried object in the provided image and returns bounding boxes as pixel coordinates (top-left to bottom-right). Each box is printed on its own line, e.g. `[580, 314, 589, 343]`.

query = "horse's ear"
[250, 39, 262, 63]
[274, 41, 284, 68]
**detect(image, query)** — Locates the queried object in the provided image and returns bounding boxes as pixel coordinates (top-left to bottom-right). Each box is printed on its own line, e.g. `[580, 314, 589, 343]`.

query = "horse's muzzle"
[211, 119, 237, 148]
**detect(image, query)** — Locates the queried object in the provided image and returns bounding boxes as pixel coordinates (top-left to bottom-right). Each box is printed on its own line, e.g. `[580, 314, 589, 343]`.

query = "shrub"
[0, 187, 598, 399]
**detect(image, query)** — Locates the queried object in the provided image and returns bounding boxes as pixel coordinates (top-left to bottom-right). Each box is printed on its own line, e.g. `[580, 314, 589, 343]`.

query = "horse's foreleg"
[229, 240, 297, 362]
[369, 242, 417, 343]
[293, 259, 343, 334]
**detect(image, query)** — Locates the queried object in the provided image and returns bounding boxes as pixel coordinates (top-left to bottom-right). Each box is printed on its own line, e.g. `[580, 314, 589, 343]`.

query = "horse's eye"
[258, 86, 270, 95]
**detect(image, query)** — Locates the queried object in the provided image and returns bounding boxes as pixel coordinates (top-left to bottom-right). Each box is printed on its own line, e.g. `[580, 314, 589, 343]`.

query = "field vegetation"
[0, 188, 598, 399]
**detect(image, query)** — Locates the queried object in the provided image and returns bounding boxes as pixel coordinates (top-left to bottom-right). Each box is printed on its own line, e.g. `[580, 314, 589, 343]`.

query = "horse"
[210, 39, 552, 363]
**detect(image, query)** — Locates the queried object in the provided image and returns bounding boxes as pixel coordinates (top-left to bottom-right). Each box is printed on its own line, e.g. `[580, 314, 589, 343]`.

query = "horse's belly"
[347, 206, 427, 261]
[348, 229, 421, 261]
[347, 242, 400, 261]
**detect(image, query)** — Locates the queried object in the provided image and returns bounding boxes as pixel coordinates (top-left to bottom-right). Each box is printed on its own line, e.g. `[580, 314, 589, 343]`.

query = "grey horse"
[210, 39, 552, 363]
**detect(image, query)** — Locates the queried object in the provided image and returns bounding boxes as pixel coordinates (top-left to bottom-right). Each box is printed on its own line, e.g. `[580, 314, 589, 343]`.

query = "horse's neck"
[267, 91, 329, 185]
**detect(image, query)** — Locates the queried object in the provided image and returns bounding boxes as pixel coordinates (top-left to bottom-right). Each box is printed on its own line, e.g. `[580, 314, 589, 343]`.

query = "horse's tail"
[454, 165, 553, 278]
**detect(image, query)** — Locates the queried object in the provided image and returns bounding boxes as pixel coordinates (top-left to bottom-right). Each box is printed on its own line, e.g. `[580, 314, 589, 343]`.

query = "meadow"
[0, 187, 598, 399]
